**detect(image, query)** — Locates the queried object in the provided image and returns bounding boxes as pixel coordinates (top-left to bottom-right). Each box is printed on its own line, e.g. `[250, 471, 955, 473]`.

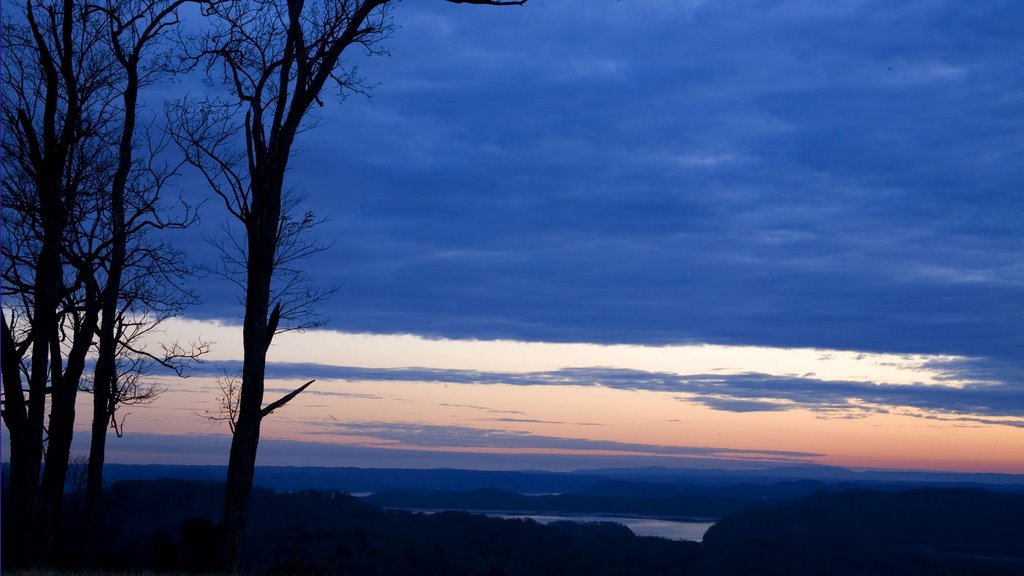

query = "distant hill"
[90, 479, 701, 575]
[12, 473, 1023, 575]
[700, 488, 1024, 575]
[94, 463, 1024, 495]
[365, 484, 793, 519]
[57, 479, 1024, 575]
[577, 464, 1024, 487]
[98, 463, 609, 493]
[364, 476, 1020, 520]
[86, 463, 1024, 523]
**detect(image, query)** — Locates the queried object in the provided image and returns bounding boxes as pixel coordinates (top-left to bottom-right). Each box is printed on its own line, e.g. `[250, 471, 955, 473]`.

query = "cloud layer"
[177, 0, 1024, 369]
[307, 421, 823, 461]
[199, 360, 1024, 426]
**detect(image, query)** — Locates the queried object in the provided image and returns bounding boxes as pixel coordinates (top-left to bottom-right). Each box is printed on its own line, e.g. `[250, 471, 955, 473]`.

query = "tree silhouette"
[1, 0, 203, 566]
[77, 0, 208, 565]
[2, 1, 112, 561]
[170, 0, 526, 570]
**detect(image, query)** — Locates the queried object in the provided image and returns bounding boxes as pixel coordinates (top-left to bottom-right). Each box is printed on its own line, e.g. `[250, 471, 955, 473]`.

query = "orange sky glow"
[49, 319, 1022, 475]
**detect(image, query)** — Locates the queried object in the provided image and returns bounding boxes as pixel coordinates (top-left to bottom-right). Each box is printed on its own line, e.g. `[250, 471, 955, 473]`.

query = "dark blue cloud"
[178, 0, 1024, 367]
[58, 432, 815, 470]
[687, 397, 791, 414]
[306, 421, 822, 461]
[198, 360, 1024, 424]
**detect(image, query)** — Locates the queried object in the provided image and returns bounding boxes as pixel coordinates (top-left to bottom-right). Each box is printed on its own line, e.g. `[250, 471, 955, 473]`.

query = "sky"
[10, 0, 1024, 473]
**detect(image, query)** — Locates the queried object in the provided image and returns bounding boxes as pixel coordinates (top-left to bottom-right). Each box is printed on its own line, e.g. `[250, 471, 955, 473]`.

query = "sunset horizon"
[3, 0, 1022, 572]
[10, 317, 1019, 476]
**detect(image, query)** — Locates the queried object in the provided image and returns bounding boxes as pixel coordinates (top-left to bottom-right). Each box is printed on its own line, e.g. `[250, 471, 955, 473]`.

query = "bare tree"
[171, 0, 525, 570]
[77, 0, 206, 564]
[1, 0, 115, 562]
[1, 0, 203, 567]
[204, 371, 241, 432]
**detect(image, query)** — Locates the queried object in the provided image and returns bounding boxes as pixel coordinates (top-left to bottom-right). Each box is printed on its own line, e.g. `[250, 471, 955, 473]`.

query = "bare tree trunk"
[38, 283, 99, 563]
[82, 58, 137, 569]
[222, 408, 263, 572]
[23, 0, 83, 562]
[1, 315, 34, 569]
[25, 196, 67, 567]
[81, 384, 111, 567]
[80, 271, 121, 564]
[222, 173, 278, 572]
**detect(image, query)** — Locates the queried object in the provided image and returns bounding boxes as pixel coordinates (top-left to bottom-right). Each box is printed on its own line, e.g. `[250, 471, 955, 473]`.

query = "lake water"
[487, 513, 715, 542]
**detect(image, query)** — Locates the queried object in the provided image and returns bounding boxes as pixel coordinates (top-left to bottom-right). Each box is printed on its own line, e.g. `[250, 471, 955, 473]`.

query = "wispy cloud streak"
[306, 421, 824, 462]
[199, 360, 1024, 425]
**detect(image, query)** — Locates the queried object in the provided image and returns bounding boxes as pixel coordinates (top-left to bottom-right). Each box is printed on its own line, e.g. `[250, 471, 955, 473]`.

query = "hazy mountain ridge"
[362, 476, 1019, 520]
[99, 463, 609, 493]
[365, 486, 756, 519]
[95, 463, 1024, 494]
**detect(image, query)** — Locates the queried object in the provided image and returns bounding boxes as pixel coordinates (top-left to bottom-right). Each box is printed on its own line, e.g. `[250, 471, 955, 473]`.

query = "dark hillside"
[20, 478, 1024, 575]
[94, 480, 701, 575]
[700, 488, 1024, 575]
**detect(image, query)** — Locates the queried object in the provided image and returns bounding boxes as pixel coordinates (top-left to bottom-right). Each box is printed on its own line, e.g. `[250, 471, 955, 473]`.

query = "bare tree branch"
[260, 379, 314, 418]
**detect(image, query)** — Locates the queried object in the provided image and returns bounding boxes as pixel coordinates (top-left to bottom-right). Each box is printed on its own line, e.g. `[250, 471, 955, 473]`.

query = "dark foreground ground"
[4, 480, 1024, 575]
